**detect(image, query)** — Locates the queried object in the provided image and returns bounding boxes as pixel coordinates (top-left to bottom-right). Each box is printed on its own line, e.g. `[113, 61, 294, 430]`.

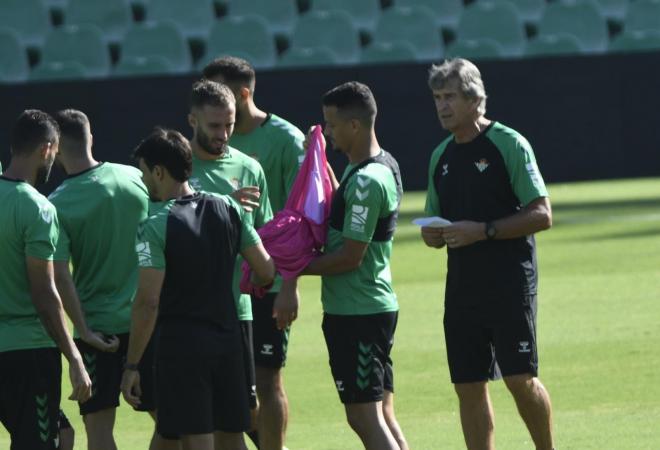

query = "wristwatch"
[485, 221, 497, 240]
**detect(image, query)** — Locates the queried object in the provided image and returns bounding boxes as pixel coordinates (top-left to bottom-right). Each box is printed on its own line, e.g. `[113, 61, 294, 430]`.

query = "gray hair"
[428, 58, 487, 115]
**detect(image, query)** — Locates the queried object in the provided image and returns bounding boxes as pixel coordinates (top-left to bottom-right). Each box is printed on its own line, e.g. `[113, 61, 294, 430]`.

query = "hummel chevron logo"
[261, 344, 274, 355]
[355, 189, 369, 201]
[357, 176, 371, 188]
[442, 164, 449, 176]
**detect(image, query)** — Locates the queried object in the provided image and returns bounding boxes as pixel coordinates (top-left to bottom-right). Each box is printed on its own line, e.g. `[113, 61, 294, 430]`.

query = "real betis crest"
[474, 158, 489, 173]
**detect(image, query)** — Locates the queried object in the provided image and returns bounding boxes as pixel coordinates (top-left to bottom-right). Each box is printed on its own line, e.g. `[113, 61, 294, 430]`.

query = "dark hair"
[10, 109, 60, 156]
[53, 109, 90, 155]
[322, 81, 378, 126]
[202, 56, 255, 89]
[190, 79, 236, 110]
[133, 128, 192, 182]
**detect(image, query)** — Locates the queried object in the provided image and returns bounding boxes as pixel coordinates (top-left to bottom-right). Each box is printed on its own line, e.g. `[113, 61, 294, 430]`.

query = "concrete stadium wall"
[1, 51, 660, 194]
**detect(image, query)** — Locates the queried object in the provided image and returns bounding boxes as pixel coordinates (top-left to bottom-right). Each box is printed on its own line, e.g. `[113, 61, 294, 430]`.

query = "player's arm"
[302, 238, 368, 275]
[121, 267, 164, 408]
[54, 261, 119, 352]
[241, 242, 275, 288]
[26, 256, 92, 403]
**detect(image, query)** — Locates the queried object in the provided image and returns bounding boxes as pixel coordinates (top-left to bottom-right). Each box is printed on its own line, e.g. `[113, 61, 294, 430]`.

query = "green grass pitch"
[2, 178, 660, 449]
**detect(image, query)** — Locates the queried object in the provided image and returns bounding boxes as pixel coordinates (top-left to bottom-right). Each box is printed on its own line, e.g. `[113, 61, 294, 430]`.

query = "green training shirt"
[189, 147, 273, 320]
[321, 155, 400, 315]
[49, 163, 149, 335]
[0, 177, 59, 352]
[229, 113, 305, 213]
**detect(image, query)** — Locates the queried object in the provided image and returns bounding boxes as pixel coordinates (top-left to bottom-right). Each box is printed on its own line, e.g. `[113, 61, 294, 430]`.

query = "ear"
[350, 118, 361, 133]
[239, 86, 250, 101]
[188, 112, 197, 129]
[153, 165, 164, 181]
[38, 141, 52, 159]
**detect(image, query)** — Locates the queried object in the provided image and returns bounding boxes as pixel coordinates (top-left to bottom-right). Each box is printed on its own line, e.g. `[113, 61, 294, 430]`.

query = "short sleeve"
[282, 134, 305, 198]
[341, 172, 386, 243]
[24, 200, 59, 260]
[424, 143, 447, 216]
[53, 221, 71, 261]
[253, 168, 274, 229]
[135, 219, 165, 270]
[504, 139, 549, 206]
[227, 196, 261, 251]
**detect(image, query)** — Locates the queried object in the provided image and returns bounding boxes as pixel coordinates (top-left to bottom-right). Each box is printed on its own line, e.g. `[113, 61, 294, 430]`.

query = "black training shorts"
[239, 320, 257, 408]
[251, 293, 290, 369]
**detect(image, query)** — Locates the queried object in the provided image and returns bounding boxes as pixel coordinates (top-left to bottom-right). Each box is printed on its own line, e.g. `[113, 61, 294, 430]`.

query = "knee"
[503, 374, 536, 398]
[255, 368, 284, 398]
[454, 382, 488, 406]
[345, 409, 367, 435]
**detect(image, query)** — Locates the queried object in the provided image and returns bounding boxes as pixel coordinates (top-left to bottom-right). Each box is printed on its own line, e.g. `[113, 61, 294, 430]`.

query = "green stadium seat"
[202, 15, 276, 69]
[30, 61, 89, 81]
[278, 47, 339, 68]
[609, 29, 660, 52]
[63, 0, 132, 42]
[0, 28, 29, 83]
[146, 0, 215, 39]
[290, 10, 360, 64]
[484, 0, 546, 24]
[446, 38, 504, 60]
[373, 6, 444, 61]
[228, 0, 298, 36]
[113, 55, 175, 77]
[310, 0, 381, 32]
[361, 41, 418, 64]
[538, 0, 608, 53]
[525, 33, 583, 57]
[120, 21, 192, 73]
[41, 25, 111, 78]
[623, 0, 660, 33]
[457, 2, 526, 57]
[0, 0, 51, 47]
[395, 0, 463, 30]
[594, 0, 629, 21]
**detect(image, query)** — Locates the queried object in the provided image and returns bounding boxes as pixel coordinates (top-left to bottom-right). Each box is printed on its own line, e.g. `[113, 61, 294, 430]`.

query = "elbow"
[540, 210, 552, 230]
[255, 261, 276, 287]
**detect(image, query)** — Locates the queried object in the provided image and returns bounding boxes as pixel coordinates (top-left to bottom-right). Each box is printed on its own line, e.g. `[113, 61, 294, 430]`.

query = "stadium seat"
[63, 0, 132, 42]
[0, 0, 51, 47]
[373, 6, 444, 61]
[525, 33, 583, 57]
[202, 15, 276, 69]
[609, 29, 660, 52]
[146, 0, 215, 40]
[290, 10, 360, 64]
[278, 47, 339, 68]
[40, 25, 111, 78]
[120, 21, 192, 73]
[310, 0, 381, 32]
[457, 2, 526, 57]
[623, 0, 660, 33]
[0, 28, 29, 83]
[361, 41, 418, 64]
[483, 0, 546, 24]
[537, 0, 609, 53]
[594, 0, 629, 21]
[30, 61, 89, 81]
[446, 38, 504, 60]
[113, 55, 175, 77]
[395, 0, 463, 30]
[227, 0, 298, 36]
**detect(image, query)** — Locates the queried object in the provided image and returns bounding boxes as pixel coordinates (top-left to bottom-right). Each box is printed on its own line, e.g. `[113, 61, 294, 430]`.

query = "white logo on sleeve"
[135, 241, 152, 266]
[355, 188, 369, 201]
[350, 205, 369, 233]
[526, 162, 542, 187]
[357, 175, 371, 188]
[39, 206, 54, 224]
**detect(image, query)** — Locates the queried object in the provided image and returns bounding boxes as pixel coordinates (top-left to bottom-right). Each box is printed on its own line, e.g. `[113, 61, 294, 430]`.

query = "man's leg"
[82, 408, 117, 450]
[504, 374, 553, 450]
[454, 382, 495, 450]
[181, 433, 214, 450]
[214, 431, 248, 450]
[382, 391, 409, 450]
[58, 410, 75, 450]
[255, 367, 288, 450]
[345, 402, 399, 450]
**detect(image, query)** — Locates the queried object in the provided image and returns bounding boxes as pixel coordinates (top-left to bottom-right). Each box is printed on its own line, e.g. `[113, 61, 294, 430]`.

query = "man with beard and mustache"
[202, 57, 305, 450]
[186, 79, 273, 448]
[0, 109, 92, 450]
[47, 110, 171, 450]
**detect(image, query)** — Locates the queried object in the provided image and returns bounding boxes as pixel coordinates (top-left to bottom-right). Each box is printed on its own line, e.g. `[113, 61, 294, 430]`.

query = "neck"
[453, 116, 492, 144]
[162, 181, 194, 201]
[347, 130, 381, 165]
[234, 101, 267, 135]
[3, 159, 38, 186]
[191, 138, 225, 161]
[63, 154, 99, 175]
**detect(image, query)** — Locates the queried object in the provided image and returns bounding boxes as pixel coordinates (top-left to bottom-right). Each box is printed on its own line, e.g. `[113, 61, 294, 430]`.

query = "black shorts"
[0, 347, 62, 450]
[58, 410, 72, 430]
[134, 335, 157, 412]
[239, 320, 257, 408]
[155, 347, 251, 436]
[444, 296, 539, 384]
[251, 293, 290, 369]
[75, 333, 129, 415]
[322, 312, 397, 404]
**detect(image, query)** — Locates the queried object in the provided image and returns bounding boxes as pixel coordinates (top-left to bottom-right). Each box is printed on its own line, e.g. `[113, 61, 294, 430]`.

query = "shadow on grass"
[580, 227, 660, 242]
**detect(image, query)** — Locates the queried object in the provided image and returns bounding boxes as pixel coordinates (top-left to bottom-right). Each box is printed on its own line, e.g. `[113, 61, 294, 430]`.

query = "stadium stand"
[202, 15, 277, 69]
[39, 25, 111, 78]
[278, 47, 339, 68]
[373, 6, 444, 61]
[446, 38, 504, 60]
[113, 55, 175, 77]
[146, 0, 216, 40]
[537, 0, 609, 53]
[361, 41, 419, 64]
[457, 1, 526, 57]
[609, 29, 660, 52]
[525, 33, 584, 56]
[0, 28, 29, 83]
[594, 0, 629, 21]
[30, 61, 88, 81]
[289, 10, 361, 64]
[227, 0, 298, 36]
[484, 0, 546, 24]
[623, 0, 660, 33]
[395, 0, 463, 30]
[310, 0, 381, 32]
[120, 21, 192, 73]
[0, 0, 52, 47]
[63, 0, 132, 43]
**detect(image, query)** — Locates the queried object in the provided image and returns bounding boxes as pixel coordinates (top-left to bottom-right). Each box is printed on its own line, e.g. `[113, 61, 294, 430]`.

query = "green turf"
[3, 178, 660, 449]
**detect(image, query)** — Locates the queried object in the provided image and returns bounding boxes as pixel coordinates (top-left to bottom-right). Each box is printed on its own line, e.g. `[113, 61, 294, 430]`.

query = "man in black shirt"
[421, 59, 555, 450]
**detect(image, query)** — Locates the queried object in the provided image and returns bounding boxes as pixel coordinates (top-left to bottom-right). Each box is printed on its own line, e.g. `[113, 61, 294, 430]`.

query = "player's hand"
[120, 369, 142, 408]
[421, 226, 446, 248]
[80, 330, 119, 353]
[68, 357, 92, 403]
[442, 221, 486, 248]
[231, 186, 260, 212]
[273, 280, 299, 330]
